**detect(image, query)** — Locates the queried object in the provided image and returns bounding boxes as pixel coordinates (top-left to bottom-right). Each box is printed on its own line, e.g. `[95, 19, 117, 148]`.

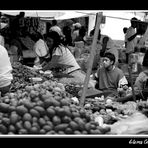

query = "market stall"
[0, 11, 89, 65]
[0, 11, 148, 135]
[0, 61, 147, 135]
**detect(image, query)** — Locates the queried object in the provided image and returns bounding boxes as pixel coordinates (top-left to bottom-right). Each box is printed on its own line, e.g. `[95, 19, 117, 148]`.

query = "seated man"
[92, 52, 128, 92]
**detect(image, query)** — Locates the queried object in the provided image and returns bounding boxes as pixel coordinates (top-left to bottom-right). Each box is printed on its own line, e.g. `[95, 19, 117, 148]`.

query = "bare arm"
[42, 55, 60, 71]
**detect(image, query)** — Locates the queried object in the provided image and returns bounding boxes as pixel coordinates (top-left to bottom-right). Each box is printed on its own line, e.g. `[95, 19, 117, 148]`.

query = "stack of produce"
[10, 62, 53, 91]
[83, 97, 138, 125]
[0, 80, 110, 135]
[11, 62, 83, 96]
[65, 83, 83, 98]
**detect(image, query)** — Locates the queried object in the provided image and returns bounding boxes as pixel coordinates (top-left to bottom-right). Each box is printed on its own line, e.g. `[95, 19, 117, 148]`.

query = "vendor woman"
[42, 31, 86, 84]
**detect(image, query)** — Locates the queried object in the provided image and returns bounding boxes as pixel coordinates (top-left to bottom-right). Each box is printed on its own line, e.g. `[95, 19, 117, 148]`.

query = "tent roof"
[1, 10, 88, 20]
[1, 10, 146, 22]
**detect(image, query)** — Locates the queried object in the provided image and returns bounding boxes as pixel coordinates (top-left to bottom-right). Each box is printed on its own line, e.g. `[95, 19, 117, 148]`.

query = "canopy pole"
[128, 64, 136, 102]
[80, 12, 103, 107]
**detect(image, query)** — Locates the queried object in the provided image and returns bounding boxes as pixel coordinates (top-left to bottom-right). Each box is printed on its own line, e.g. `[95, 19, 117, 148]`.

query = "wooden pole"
[80, 12, 103, 107]
[128, 64, 136, 102]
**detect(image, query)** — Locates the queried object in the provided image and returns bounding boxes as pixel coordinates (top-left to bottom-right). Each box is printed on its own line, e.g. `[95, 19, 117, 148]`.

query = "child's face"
[103, 57, 112, 68]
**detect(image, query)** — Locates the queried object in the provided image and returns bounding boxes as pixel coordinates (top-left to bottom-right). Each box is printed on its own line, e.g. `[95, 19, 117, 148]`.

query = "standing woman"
[126, 17, 139, 64]
[72, 23, 81, 44]
[42, 31, 86, 84]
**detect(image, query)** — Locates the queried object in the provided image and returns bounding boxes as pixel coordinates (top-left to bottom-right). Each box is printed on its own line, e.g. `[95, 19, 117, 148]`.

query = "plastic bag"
[109, 111, 148, 135]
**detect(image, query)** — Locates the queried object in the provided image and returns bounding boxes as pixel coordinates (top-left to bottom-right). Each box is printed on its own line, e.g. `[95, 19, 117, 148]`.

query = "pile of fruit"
[83, 97, 138, 125]
[0, 80, 111, 135]
[11, 62, 84, 95]
[65, 83, 83, 98]
[10, 62, 54, 91]
[3, 61, 144, 135]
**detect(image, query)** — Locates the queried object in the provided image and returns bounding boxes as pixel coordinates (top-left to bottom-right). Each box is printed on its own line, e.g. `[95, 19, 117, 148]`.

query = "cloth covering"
[109, 111, 148, 135]
[0, 45, 13, 88]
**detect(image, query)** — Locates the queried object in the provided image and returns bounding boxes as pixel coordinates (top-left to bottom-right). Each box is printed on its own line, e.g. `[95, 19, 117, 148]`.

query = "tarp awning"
[1, 11, 88, 20]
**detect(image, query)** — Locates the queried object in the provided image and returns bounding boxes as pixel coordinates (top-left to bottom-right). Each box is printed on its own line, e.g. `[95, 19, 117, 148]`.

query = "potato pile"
[0, 80, 110, 135]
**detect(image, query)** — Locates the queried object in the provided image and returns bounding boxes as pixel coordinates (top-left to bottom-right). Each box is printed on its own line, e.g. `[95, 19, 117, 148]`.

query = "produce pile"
[83, 97, 138, 125]
[0, 79, 111, 135]
[65, 83, 83, 98]
[10, 62, 54, 91]
[1, 61, 146, 135]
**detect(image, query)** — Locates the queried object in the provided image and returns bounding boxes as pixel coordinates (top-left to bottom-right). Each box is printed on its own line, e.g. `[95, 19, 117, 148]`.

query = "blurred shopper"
[123, 27, 128, 48]
[50, 19, 63, 37]
[0, 45, 13, 96]
[74, 26, 87, 43]
[72, 22, 81, 43]
[9, 11, 25, 38]
[62, 25, 73, 46]
[31, 32, 49, 68]
[9, 38, 23, 64]
[126, 17, 139, 63]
